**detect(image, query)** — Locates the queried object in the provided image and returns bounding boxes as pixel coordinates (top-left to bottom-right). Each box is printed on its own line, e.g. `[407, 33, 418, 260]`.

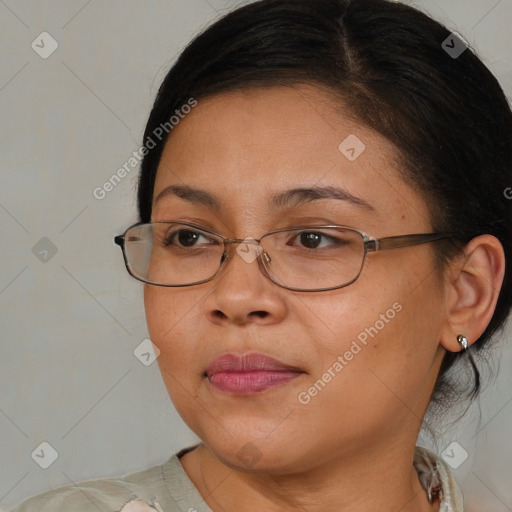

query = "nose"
[203, 240, 288, 326]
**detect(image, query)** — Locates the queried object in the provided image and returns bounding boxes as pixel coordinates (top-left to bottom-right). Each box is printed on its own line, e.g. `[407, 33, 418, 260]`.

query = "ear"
[440, 235, 505, 352]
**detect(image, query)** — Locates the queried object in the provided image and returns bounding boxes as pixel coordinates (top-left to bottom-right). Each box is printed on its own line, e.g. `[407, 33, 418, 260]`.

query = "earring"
[457, 335, 469, 352]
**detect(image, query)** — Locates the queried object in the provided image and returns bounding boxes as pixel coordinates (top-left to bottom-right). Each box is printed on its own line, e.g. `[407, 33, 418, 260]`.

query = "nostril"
[213, 310, 228, 320]
[251, 310, 269, 318]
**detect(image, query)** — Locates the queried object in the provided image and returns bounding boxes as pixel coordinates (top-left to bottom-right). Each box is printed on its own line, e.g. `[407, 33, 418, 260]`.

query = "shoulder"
[414, 445, 465, 512]
[9, 457, 172, 512]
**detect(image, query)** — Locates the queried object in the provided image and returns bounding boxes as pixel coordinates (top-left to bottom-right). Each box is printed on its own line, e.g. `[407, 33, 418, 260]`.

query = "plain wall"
[0, 1, 511, 510]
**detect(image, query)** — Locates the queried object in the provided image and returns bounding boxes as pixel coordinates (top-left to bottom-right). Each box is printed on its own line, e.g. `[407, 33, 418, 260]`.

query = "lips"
[205, 353, 305, 395]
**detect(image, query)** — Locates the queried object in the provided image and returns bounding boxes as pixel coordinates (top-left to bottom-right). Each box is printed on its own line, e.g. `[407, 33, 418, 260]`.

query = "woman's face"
[145, 84, 448, 472]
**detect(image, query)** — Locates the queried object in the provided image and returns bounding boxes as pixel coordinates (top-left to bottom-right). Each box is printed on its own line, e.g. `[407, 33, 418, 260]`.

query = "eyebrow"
[270, 186, 375, 211]
[155, 185, 221, 210]
[154, 184, 375, 212]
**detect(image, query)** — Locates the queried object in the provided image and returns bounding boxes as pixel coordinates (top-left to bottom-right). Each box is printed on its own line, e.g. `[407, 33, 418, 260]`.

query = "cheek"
[145, 285, 200, 335]
[144, 286, 205, 371]
[144, 286, 207, 423]
[296, 255, 446, 400]
[144, 287, 170, 346]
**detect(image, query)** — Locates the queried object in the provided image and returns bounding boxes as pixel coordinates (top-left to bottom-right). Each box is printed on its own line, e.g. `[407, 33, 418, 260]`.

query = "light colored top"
[9, 445, 464, 512]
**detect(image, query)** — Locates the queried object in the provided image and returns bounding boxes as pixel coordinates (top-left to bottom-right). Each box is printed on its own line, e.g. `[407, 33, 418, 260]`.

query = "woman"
[11, 0, 511, 510]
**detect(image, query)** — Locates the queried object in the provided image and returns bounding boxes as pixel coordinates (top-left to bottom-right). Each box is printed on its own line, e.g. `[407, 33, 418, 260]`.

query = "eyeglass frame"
[114, 221, 457, 292]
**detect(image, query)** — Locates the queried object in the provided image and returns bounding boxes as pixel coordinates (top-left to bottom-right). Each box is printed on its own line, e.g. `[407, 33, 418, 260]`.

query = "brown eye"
[283, 229, 351, 252]
[164, 229, 206, 247]
[177, 230, 201, 247]
[299, 232, 323, 249]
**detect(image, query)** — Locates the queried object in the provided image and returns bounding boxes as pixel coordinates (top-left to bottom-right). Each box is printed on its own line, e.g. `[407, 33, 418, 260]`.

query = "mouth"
[204, 352, 305, 395]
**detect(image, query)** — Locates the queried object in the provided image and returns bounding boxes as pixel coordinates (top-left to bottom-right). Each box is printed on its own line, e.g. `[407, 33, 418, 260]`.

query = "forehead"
[152, 84, 431, 232]
[157, 84, 379, 175]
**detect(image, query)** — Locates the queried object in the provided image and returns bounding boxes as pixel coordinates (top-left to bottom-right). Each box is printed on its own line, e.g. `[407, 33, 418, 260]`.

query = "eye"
[163, 228, 217, 248]
[291, 231, 342, 249]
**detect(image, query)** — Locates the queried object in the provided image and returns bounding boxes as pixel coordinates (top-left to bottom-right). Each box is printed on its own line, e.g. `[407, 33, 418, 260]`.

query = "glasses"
[114, 221, 456, 292]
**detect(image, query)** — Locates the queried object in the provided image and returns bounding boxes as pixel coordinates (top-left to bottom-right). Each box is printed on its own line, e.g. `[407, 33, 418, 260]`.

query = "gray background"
[0, 1, 511, 510]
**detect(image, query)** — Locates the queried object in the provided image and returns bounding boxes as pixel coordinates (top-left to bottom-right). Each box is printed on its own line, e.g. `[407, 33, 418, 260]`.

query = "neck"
[180, 439, 440, 512]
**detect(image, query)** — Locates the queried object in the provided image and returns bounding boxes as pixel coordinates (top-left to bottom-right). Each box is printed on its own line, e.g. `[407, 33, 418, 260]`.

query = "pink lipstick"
[205, 353, 304, 395]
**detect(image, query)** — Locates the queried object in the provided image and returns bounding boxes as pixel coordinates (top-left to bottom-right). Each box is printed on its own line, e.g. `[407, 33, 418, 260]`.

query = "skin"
[144, 84, 505, 512]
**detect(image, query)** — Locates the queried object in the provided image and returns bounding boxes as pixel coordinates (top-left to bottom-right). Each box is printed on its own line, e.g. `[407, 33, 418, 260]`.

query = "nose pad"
[217, 242, 271, 281]
[257, 249, 273, 281]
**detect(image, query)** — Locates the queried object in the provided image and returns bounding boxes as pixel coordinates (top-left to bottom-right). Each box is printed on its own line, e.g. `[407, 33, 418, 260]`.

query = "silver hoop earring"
[457, 335, 468, 352]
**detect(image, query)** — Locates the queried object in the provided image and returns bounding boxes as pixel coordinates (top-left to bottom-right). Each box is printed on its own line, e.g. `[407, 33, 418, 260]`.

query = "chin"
[201, 429, 316, 475]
